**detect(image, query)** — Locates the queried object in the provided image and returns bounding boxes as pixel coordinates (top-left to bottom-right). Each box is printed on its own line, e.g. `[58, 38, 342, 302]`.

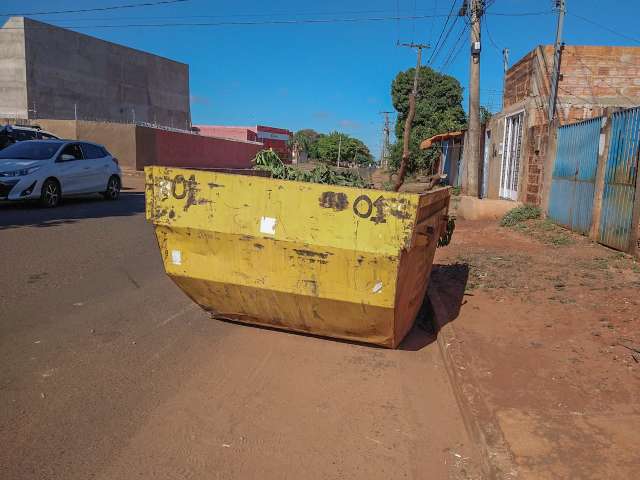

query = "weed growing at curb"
[500, 205, 541, 227]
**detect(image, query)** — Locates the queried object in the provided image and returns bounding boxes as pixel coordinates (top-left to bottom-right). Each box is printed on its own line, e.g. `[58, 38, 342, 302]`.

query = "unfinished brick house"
[482, 45, 640, 207]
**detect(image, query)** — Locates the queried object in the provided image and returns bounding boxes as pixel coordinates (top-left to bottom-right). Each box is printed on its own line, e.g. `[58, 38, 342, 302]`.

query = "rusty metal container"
[145, 166, 450, 348]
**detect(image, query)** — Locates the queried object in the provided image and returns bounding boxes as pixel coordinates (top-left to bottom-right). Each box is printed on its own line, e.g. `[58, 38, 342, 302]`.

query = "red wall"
[255, 125, 291, 163]
[136, 126, 262, 170]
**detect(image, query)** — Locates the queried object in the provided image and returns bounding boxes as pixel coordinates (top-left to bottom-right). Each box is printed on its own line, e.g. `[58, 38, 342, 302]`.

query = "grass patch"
[512, 218, 575, 246]
[500, 205, 541, 227]
[450, 186, 461, 196]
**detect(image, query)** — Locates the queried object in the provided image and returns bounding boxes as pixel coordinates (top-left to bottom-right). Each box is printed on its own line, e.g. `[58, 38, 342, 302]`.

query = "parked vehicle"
[0, 140, 121, 207]
[0, 125, 59, 150]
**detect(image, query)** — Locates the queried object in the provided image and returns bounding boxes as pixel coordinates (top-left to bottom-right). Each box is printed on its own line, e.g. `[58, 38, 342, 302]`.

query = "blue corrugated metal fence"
[548, 117, 602, 234]
[599, 107, 640, 251]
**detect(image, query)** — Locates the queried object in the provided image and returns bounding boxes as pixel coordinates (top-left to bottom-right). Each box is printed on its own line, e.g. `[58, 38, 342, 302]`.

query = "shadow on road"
[399, 263, 469, 351]
[0, 192, 145, 230]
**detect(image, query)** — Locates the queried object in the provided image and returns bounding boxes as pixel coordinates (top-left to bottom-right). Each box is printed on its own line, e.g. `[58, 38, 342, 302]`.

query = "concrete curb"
[428, 286, 516, 479]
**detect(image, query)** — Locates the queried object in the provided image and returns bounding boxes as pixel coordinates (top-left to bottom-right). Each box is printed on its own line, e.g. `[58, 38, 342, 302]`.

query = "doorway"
[500, 112, 524, 200]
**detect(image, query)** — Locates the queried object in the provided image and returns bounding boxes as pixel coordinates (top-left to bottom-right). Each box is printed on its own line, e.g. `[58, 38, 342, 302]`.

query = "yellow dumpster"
[145, 166, 451, 348]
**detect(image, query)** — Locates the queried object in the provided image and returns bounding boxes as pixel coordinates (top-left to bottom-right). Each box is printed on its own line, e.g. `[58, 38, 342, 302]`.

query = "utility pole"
[466, 0, 483, 197]
[379, 111, 393, 168]
[337, 134, 342, 168]
[502, 48, 509, 75]
[394, 42, 429, 191]
[502, 48, 509, 105]
[548, 0, 566, 124]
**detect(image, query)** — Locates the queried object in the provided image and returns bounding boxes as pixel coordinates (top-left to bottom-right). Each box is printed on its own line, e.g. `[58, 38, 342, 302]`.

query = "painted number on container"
[353, 195, 386, 224]
[171, 175, 188, 199]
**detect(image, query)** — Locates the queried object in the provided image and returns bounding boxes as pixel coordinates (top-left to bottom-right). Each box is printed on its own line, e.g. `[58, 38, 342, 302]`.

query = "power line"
[486, 10, 554, 17]
[428, 0, 459, 64]
[430, 12, 462, 64]
[567, 11, 640, 45]
[411, 0, 417, 41]
[0, 0, 188, 17]
[427, 0, 438, 45]
[439, 23, 469, 71]
[0, 14, 458, 30]
[43, 9, 456, 22]
[483, 11, 501, 54]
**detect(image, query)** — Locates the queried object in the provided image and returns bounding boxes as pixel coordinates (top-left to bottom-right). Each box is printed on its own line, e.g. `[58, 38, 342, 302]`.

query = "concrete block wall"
[0, 18, 28, 118]
[0, 17, 191, 128]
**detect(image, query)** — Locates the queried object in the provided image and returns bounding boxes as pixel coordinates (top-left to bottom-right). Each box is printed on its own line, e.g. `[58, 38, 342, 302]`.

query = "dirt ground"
[432, 218, 640, 479]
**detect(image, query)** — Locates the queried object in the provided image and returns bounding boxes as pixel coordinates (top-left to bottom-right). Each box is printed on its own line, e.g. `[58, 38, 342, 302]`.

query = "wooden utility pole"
[466, 0, 483, 197]
[548, 0, 566, 124]
[394, 42, 429, 191]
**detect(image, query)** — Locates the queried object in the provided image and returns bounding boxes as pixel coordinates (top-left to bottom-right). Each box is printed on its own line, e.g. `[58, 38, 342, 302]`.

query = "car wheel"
[40, 179, 61, 208]
[103, 175, 120, 200]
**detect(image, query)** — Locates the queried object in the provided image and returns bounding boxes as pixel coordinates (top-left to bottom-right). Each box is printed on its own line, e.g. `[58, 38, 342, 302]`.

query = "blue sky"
[2, 0, 640, 157]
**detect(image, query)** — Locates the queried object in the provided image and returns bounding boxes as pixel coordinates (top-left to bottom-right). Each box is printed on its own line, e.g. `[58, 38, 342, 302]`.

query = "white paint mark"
[260, 216, 277, 235]
[159, 303, 199, 327]
[73, 302, 84, 307]
[222, 443, 231, 448]
[372, 282, 383, 294]
[171, 250, 182, 265]
[599, 133, 605, 155]
[34, 340, 41, 344]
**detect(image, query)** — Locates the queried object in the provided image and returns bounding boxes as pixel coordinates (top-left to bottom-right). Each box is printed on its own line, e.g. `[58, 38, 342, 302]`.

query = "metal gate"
[499, 112, 524, 200]
[599, 108, 640, 251]
[548, 117, 601, 234]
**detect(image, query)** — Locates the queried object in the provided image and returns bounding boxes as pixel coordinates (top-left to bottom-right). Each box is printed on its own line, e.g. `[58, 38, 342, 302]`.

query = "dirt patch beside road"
[432, 219, 640, 479]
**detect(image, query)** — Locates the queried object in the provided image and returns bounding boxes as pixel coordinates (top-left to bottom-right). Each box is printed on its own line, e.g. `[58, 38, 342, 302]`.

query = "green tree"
[313, 132, 373, 166]
[480, 106, 493, 125]
[289, 129, 321, 153]
[390, 66, 467, 173]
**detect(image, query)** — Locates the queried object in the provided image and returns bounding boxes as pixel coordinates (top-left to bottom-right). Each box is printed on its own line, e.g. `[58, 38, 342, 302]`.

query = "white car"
[0, 140, 122, 207]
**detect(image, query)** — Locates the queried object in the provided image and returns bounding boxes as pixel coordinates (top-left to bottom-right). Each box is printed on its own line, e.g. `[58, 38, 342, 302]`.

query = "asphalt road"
[0, 174, 478, 479]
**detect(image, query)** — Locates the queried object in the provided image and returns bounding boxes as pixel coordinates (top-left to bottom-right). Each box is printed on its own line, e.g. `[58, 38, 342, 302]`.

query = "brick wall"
[559, 46, 640, 106]
[503, 50, 540, 108]
[498, 44, 640, 207]
[524, 123, 550, 205]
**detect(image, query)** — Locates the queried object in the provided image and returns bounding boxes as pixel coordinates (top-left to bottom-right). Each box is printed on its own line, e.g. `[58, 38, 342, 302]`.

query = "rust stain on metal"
[319, 191, 349, 211]
[294, 249, 332, 260]
[168, 209, 176, 219]
[387, 198, 411, 220]
[301, 279, 318, 296]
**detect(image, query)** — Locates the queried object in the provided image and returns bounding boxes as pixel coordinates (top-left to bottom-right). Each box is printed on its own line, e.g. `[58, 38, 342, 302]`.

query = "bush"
[500, 205, 541, 227]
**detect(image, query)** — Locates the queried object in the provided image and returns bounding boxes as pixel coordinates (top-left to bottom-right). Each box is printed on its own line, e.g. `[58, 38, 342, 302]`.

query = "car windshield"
[0, 141, 61, 160]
